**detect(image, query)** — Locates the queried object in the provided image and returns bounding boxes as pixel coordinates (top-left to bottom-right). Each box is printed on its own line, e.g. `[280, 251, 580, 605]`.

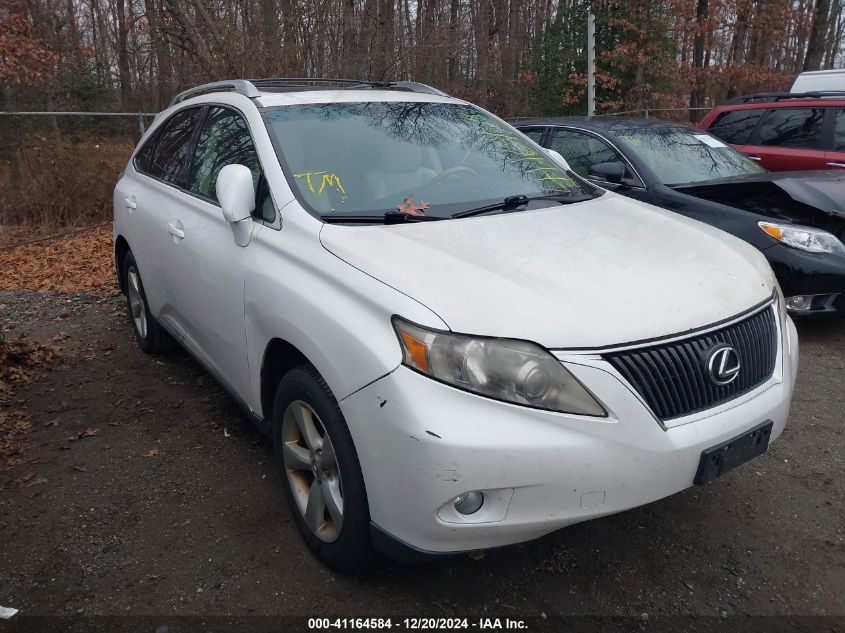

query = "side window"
[707, 108, 765, 145]
[834, 110, 845, 151]
[148, 107, 204, 185]
[189, 107, 263, 209]
[519, 128, 545, 144]
[756, 108, 824, 149]
[134, 131, 159, 174]
[548, 129, 626, 179]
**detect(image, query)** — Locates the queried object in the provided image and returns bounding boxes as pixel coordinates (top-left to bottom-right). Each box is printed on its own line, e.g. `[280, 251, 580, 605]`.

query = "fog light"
[786, 295, 814, 311]
[453, 491, 484, 515]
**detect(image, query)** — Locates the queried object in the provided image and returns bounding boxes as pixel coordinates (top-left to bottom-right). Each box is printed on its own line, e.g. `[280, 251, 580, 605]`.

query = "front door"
[166, 105, 264, 400]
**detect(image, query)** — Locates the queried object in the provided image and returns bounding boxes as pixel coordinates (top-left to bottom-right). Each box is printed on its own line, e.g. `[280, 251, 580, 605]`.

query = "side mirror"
[216, 164, 255, 223]
[588, 161, 626, 184]
[544, 148, 571, 172]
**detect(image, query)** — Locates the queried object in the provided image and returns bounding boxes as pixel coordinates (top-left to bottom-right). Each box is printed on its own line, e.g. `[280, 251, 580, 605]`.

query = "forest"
[1, 0, 843, 116]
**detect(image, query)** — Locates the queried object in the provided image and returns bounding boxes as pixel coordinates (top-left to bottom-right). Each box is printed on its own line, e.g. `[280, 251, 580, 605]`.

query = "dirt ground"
[0, 289, 843, 627]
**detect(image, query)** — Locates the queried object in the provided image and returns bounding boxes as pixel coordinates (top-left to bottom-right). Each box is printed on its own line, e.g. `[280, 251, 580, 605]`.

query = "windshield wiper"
[451, 193, 590, 219]
[320, 211, 449, 225]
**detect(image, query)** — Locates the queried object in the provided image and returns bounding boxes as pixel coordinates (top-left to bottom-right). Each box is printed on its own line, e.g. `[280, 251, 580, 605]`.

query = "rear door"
[825, 108, 845, 170]
[125, 106, 205, 321]
[746, 106, 827, 170]
[165, 105, 266, 399]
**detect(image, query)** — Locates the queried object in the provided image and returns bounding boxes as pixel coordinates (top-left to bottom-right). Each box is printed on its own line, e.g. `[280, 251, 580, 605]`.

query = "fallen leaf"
[79, 428, 99, 438]
[143, 447, 160, 458]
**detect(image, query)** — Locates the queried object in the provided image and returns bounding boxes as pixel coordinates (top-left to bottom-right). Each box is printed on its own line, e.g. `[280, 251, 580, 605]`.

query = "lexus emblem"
[706, 345, 741, 386]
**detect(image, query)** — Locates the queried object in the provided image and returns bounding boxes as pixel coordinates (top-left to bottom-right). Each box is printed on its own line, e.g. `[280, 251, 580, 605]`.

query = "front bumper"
[765, 242, 845, 316]
[339, 316, 799, 556]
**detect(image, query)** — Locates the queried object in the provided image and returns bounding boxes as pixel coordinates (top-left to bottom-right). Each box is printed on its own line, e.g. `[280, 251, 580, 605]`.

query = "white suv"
[114, 78, 799, 571]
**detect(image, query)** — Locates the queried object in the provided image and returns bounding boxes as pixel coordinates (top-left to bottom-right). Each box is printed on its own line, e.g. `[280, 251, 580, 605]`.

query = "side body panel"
[113, 170, 180, 316]
[825, 148, 845, 170]
[243, 207, 450, 415]
[738, 144, 829, 172]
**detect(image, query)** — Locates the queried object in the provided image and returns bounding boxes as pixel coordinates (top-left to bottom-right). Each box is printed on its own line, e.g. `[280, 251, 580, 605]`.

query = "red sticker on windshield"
[396, 194, 430, 216]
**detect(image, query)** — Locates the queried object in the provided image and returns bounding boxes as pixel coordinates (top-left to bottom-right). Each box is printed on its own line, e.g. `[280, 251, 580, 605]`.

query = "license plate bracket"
[694, 420, 773, 485]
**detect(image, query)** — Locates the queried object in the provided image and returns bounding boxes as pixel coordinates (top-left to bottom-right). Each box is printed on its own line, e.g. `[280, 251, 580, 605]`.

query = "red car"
[697, 92, 845, 172]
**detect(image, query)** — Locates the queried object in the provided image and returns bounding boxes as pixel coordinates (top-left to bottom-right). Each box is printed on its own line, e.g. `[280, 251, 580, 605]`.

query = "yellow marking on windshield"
[294, 171, 348, 201]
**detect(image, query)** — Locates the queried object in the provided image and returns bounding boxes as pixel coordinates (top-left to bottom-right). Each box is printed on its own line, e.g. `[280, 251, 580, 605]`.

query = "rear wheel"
[272, 364, 373, 572]
[121, 251, 177, 354]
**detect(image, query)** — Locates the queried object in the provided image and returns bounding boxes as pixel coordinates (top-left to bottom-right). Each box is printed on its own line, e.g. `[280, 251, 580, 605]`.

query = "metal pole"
[587, 13, 596, 117]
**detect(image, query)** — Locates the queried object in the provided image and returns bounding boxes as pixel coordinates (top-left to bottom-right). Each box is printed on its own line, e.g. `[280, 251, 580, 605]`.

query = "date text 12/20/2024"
[308, 618, 529, 630]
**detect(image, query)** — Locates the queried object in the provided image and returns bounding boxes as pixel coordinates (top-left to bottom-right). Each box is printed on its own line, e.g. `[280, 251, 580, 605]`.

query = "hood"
[319, 194, 774, 349]
[673, 170, 845, 225]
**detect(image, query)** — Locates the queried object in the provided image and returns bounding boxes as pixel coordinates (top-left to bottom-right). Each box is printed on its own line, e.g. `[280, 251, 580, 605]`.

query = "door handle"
[747, 156, 762, 161]
[826, 161, 845, 168]
[125, 197, 137, 210]
[167, 221, 185, 239]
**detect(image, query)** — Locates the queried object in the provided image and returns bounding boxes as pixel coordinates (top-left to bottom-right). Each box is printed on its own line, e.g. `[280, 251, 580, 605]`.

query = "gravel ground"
[0, 290, 843, 629]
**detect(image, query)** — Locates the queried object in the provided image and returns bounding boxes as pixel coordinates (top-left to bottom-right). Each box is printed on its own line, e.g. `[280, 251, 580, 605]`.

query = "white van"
[791, 69, 845, 92]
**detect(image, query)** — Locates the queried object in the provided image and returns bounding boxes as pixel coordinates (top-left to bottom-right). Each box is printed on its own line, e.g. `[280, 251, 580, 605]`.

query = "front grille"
[605, 303, 778, 421]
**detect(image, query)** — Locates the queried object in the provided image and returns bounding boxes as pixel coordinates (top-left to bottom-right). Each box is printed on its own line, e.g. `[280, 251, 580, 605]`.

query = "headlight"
[392, 317, 606, 416]
[759, 221, 845, 255]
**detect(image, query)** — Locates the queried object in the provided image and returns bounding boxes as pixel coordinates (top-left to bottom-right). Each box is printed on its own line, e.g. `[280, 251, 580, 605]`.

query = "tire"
[121, 251, 177, 354]
[272, 364, 374, 572]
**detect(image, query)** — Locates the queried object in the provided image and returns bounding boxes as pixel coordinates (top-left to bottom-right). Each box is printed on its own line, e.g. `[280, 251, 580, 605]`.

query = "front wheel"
[272, 365, 374, 572]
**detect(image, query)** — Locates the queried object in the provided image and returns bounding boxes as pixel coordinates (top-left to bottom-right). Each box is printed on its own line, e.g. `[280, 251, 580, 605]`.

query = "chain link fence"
[0, 112, 156, 246]
[600, 107, 713, 122]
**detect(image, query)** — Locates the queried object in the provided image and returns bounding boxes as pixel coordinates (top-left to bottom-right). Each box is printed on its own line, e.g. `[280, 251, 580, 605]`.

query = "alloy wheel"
[281, 399, 344, 543]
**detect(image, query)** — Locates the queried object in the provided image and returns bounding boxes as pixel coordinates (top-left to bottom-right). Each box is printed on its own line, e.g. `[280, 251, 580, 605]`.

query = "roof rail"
[387, 81, 449, 96]
[727, 90, 845, 104]
[169, 78, 449, 107]
[250, 78, 392, 90]
[250, 78, 448, 96]
[170, 80, 261, 106]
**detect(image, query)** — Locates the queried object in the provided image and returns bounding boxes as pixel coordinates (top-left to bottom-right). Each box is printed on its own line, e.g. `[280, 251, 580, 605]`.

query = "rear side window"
[756, 107, 824, 149]
[189, 107, 261, 203]
[835, 110, 845, 151]
[147, 107, 204, 185]
[706, 108, 765, 144]
[134, 131, 159, 173]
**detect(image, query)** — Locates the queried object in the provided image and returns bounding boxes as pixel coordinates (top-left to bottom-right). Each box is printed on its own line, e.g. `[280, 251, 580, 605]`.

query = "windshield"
[614, 128, 765, 185]
[262, 102, 595, 218]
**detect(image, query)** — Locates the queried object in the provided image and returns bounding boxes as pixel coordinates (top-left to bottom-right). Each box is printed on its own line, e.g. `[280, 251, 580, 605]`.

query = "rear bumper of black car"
[765, 243, 845, 317]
